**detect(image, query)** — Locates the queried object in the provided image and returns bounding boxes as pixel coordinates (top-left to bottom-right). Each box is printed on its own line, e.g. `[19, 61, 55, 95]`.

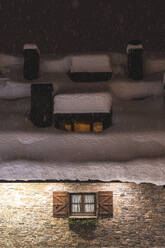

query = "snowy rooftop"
[23, 44, 40, 53]
[70, 54, 112, 72]
[126, 44, 143, 54]
[0, 52, 165, 185]
[53, 92, 112, 113]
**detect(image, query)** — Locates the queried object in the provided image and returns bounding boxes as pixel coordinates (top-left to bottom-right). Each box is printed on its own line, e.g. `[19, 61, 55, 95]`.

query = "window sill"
[69, 216, 97, 219]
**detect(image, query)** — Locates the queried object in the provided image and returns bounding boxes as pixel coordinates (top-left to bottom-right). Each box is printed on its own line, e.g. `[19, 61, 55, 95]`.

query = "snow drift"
[0, 52, 165, 76]
[0, 54, 22, 67]
[0, 76, 163, 100]
[110, 80, 164, 100]
[0, 80, 31, 99]
[41, 56, 71, 73]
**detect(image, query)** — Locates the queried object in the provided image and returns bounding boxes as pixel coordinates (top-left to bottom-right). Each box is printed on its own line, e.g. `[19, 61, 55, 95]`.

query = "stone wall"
[0, 182, 165, 248]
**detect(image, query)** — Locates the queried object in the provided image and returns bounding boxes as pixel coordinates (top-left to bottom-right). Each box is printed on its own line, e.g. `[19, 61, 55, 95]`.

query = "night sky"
[0, 0, 164, 55]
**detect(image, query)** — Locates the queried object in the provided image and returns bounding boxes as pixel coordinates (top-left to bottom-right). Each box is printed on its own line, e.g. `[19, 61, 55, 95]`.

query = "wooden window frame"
[53, 191, 113, 218]
[69, 193, 96, 217]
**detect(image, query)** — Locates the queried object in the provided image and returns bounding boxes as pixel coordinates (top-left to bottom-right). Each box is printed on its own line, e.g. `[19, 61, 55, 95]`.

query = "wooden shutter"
[98, 191, 113, 217]
[53, 192, 69, 218]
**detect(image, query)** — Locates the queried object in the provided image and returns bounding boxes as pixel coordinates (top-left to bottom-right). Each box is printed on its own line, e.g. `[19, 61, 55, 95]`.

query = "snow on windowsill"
[69, 216, 97, 219]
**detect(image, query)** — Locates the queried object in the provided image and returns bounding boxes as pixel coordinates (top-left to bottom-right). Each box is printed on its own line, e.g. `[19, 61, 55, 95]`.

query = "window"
[70, 193, 96, 216]
[53, 191, 113, 218]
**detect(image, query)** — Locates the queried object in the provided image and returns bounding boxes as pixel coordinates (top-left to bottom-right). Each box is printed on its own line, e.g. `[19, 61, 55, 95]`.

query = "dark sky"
[0, 0, 164, 54]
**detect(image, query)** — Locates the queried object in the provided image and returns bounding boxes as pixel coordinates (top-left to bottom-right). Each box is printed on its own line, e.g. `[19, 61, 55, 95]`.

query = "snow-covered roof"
[53, 92, 112, 113]
[1, 158, 165, 185]
[126, 44, 143, 54]
[23, 44, 40, 53]
[70, 55, 112, 73]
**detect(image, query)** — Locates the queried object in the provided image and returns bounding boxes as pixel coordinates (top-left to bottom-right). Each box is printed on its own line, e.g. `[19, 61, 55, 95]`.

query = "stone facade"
[0, 182, 165, 248]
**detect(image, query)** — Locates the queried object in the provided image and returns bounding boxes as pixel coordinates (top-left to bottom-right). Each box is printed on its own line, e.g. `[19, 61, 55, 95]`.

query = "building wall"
[0, 182, 165, 248]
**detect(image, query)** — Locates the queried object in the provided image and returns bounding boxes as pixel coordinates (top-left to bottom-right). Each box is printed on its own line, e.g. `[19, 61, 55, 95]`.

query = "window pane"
[84, 194, 94, 203]
[71, 194, 81, 203]
[85, 204, 95, 212]
[72, 204, 81, 213]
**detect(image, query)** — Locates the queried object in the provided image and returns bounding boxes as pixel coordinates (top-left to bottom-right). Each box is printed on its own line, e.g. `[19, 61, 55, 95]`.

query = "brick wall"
[0, 182, 165, 248]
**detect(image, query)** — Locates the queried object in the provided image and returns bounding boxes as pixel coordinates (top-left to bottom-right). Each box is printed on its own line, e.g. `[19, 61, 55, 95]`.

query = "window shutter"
[53, 192, 69, 218]
[98, 191, 113, 217]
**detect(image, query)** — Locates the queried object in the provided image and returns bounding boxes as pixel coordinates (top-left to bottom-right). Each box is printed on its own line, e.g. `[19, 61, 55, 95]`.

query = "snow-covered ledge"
[0, 158, 165, 185]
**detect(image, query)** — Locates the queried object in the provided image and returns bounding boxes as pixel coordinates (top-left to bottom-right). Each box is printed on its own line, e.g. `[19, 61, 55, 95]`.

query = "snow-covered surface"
[0, 80, 30, 99]
[0, 52, 165, 184]
[1, 52, 165, 75]
[23, 43, 40, 53]
[144, 58, 165, 76]
[0, 54, 22, 67]
[1, 158, 165, 185]
[70, 55, 112, 72]
[41, 56, 71, 73]
[0, 80, 165, 184]
[0, 77, 163, 101]
[126, 44, 143, 53]
[54, 92, 112, 113]
[110, 80, 163, 100]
